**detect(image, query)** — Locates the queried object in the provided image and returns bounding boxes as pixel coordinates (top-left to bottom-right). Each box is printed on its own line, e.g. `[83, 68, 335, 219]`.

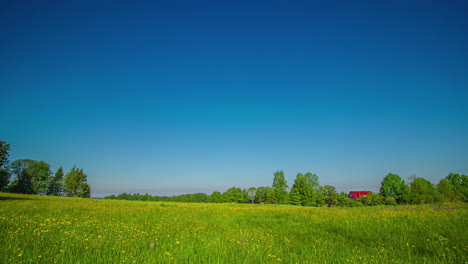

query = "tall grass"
[0, 192, 466, 263]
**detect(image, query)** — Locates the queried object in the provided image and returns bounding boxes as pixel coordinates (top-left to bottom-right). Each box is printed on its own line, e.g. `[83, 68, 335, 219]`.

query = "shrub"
[384, 197, 397, 206]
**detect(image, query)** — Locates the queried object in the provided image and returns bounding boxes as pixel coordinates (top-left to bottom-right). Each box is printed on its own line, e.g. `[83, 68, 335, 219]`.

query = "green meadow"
[0, 192, 466, 263]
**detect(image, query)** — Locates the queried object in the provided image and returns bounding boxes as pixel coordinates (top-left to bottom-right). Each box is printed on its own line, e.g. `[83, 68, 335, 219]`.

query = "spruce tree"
[289, 188, 301, 205]
[64, 167, 91, 198]
[47, 167, 64, 196]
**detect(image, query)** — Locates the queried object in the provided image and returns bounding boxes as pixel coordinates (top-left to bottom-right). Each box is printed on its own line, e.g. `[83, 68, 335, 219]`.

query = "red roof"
[349, 191, 372, 199]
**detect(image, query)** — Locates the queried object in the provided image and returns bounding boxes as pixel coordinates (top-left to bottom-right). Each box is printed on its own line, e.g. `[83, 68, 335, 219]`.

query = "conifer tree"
[64, 167, 91, 198]
[47, 167, 64, 196]
[289, 188, 301, 205]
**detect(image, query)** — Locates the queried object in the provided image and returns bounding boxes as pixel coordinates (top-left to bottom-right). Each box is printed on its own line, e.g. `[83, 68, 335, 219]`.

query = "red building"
[348, 191, 372, 199]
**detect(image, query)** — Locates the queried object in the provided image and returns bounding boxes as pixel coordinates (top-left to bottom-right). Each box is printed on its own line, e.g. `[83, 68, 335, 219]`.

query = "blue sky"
[1, 0, 467, 197]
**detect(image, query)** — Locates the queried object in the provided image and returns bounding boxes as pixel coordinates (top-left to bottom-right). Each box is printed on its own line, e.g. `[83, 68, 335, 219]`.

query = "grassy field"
[0, 192, 466, 263]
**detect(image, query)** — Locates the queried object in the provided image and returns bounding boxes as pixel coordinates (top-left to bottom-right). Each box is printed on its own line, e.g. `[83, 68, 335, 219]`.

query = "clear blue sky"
[2, 0, 467, 197]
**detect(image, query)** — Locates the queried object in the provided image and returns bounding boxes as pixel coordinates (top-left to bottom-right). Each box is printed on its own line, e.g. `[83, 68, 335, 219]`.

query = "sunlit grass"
[0, 192, 466, 263]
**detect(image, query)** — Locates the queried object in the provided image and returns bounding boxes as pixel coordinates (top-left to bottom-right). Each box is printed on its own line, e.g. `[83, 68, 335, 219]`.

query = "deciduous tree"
[337, 192, 350, 207]
[247, 187, 256, 203]
[255, 187, 270, 203]
[360, 192, 384, 206]
[408, 177, 442, 204]
[304, 172, 319, 189]
[437, 179, 454, 200]
[445, 173, 468, 201]
[210, 191, 222, 203]
[379, 173, 409, 204]
[265, 187, 276, 204]
[221, 187, 244, 203]
[320, 185, 339, 207]
[9, 159, 51, 194]
[272, 170, 288, 204]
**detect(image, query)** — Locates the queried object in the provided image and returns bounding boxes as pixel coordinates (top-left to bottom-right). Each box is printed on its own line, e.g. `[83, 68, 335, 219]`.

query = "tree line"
[0, 140, 91, 198]
[2, 139, 466, 205]
[105, 170, 468, 207]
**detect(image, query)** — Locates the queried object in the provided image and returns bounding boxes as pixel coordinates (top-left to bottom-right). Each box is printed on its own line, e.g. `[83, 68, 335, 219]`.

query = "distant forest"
[104, 170, 468, 207]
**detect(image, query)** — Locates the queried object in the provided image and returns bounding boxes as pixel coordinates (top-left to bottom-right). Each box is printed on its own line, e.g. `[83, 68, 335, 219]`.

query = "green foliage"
[380, 173, 409, 204]
[99, 170, 468, 208]
[360, 192, 384, 206]
[247, 187, 256, 203]
[437, 179, 455, 200]
[139, 193, 154, 201]
[210, 191, 222, 203]
[336, 192, 350, 207]
[272, 170, 288, 204]
[193, 193, 209, 203]
[0, 140, 11, 191]
[288, 187, 301, 205]
[408, 177, 442, 204]
[265, 187, 276, 204]
[347, 199, 364, 207]
[29, 161, 52, 194]
[461, 175, 468, 201]
[320, 185, 339, 207]
[109, 192, 212, 203]
[274, 189, 289, 204]
[0, 169, 9, 192]
[105, 191, 244, 204]
[445, 173, 468, 201]
[304, 172, 319, 189]
[0, 142, 92, 198]
[272, 170, 288, 191]
[0, 140, 10, 168]
[63, 167, 91, 198]
[47, 167, 64, 196]
[9, 160, 34, 194]
[9, 159, 51, 194]
[221, 187, 244, 203]
[384, 197, 398, 206]
[335, 192, 363, 207]
[175, 193, 209, 203]
[292, 173, 316, 206]
[254, 187, 273, 204]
